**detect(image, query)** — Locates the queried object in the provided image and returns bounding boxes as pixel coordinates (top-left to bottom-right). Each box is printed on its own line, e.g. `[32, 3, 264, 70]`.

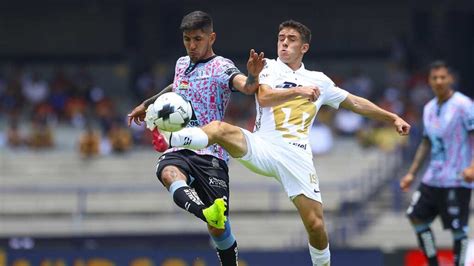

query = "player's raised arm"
[256, 84, 320, 107]
[400, 138, 431, 191]
[231, 49, 265, 95]
[127, 83, 173, 126]
[340, 93, 411, 135]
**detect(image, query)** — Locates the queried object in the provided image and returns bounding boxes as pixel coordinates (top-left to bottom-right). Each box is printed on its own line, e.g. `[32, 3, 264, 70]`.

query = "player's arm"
[462, 131, 474, 182]
[232, 49, 265, 95]
[461, 102, 474, 182]
[400, 138, 431, 191]
[127, 84, 173, 126]
[256, 84, 320, 107]
[340, 93, 410, 135]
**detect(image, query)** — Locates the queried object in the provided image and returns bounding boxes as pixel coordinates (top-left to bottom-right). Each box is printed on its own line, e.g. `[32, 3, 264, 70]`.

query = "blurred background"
[0, 0, 473, 265]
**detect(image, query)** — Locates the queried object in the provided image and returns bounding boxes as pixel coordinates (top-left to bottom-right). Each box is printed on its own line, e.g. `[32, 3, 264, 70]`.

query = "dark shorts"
[407, 183, 472, 230]
[156, 149, 230, 212]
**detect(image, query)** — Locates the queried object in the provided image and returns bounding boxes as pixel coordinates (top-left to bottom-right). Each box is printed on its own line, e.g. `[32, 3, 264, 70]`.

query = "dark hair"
[180, 11, 213, 33]
[279, 20, 311, 44]
[429, 60, 451, 74]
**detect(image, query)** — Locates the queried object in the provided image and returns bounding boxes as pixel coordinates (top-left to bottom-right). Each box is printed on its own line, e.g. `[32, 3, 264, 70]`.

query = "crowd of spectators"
[0, 66, 135, 157]
[0, 59, 434, 158]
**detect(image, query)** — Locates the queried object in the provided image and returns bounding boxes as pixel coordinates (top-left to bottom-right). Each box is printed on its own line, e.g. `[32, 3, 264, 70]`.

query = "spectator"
[309, 121, 334, 155]
[333, 110, 364, 136]
[78, 125, 101, 159]
[6, 119, 24, 148]
[65, 93, 88, 127]
[21, 72, 49, 106]
[27, 117, 54, 149]
[108, 120, 132, 153]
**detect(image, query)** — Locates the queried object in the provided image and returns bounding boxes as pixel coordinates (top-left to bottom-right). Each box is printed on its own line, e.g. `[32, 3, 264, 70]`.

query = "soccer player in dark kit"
[128, 11, 264, 266]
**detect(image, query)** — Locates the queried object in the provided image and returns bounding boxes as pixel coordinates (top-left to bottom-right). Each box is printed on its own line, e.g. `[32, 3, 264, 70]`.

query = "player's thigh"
[406, 184, 439, 224]
[184, 152, 231, 209]
[268, 144, 322, 203]
[203, 121, 247, 158]
[293, 194, 326, 233]
[236, 130, 280, 177]
[439, 187, 472, 230]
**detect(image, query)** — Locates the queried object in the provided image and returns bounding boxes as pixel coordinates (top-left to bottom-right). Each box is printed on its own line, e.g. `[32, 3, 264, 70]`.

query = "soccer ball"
[145, 92, 193, 132]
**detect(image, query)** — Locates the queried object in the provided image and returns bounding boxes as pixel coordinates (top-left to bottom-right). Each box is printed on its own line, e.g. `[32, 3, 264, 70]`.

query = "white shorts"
[237, 129, 322, 203]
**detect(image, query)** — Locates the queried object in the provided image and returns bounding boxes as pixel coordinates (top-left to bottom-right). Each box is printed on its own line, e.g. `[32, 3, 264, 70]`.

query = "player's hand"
[127, 103, 147, 127]
[246, 49, 265, 77]
[462, 166, 474, 182]
[393, 116, 411, 136]
[400, 173, 415, 192]
[297, 86, 321, 102]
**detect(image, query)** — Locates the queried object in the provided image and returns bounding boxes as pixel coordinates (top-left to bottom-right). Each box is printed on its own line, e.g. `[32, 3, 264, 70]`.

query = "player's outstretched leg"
[208, 222, 239, 266]
[452, 229, 468, 266]
[409, 219, 439, 266]
[293, 195, 330, 266]
[159, 166, 226, 229]
[164, 121, 248, 158]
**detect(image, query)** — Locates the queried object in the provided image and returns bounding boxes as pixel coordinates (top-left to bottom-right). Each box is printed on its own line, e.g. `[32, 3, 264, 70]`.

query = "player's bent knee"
[306, 217, 325, 235]
[210, 121, 238, 137]
[160, 166, 186, 188]
[409, 217, 428, 226]
[208, 226, 226, 237]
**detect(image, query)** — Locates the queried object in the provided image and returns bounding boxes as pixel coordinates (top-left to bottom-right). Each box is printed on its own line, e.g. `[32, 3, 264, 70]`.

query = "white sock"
[308, 243, 330, 266]
[170, 128, 209, 150]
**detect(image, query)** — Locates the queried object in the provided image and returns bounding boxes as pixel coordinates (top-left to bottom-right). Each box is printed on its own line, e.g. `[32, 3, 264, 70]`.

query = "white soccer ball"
[145, 92, 193, 132]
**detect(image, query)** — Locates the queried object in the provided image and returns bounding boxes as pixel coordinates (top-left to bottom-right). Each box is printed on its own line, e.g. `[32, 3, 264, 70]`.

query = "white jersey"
[255, 58, 349, 155]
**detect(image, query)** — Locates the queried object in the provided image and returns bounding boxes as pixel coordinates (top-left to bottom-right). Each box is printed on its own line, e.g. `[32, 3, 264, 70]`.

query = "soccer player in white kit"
[156, 20, 411, 265]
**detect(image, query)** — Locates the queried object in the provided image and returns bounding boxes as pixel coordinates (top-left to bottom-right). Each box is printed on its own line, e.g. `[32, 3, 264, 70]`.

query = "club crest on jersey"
[178, 80, 189, 90]
[276, 81, 301, 88]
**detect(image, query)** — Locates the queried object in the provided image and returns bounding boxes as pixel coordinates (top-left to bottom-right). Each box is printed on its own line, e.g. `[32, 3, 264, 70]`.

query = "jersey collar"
[276, 57, 305, 74]
[192, 54, 218, 64]
[185, 55, 218, 75]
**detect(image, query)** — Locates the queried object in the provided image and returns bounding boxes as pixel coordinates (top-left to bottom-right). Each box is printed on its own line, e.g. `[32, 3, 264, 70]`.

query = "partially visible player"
[155, 20, 410, 266]
[128, 11, 264, 266]
[400, 61, 474, 266]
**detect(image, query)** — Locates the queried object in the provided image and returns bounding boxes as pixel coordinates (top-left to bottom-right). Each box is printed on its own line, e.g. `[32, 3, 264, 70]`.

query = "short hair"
[279, 20, 312, 44]
[429, 60, 451, 74]
[179, 11, 213, 33]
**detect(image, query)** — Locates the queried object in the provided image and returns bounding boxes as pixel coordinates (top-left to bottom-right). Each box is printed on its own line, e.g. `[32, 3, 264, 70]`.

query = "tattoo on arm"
[143, 84, 173, 107]
[245, 74, 257, 87]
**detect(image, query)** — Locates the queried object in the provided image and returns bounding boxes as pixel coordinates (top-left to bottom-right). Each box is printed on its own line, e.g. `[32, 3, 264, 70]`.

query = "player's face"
[428, 67, 453, 97]
[183, 29, 216, 62]
[277, 27, 309, 65]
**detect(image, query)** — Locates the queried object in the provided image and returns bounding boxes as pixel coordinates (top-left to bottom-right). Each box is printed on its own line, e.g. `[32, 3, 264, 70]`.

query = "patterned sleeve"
[217, 58, 242, 92]
[462, 99, 474, 131]
[321, 74, 349, 109]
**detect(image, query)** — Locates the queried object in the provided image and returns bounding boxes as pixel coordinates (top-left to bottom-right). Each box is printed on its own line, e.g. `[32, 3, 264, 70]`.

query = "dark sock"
[216, 241, 238, 266]
[416, 227, 438, 266]
[454, 236, 468, 266]
[172, 186, 206, 222]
